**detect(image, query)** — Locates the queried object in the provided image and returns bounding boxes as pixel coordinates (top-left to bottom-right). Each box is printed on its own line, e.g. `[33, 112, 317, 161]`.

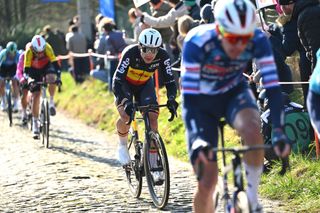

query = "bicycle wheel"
[6, 88, 12, 127]
[233, 191, 250, 213]
[144, 131, 170, 209]
[41, 100, 50, 148]
[125, 134, 143, 198]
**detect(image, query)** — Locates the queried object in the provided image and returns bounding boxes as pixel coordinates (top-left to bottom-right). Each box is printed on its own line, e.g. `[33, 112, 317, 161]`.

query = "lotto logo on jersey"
[164, 58, 173, 76]
[118, 58, 130, 73]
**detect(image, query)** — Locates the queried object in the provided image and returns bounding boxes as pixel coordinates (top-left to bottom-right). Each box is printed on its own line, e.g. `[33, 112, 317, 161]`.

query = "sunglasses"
[140, 46, 159, 54]
[217, 26, 253, 45]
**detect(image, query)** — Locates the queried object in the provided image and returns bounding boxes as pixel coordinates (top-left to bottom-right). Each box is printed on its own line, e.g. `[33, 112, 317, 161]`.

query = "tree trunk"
[20, 0, 27, 21]
[4, 0, 11, 27]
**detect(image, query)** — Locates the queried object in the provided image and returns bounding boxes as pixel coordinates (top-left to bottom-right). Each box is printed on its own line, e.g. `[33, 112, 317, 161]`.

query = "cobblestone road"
[0, 111, 287, 212]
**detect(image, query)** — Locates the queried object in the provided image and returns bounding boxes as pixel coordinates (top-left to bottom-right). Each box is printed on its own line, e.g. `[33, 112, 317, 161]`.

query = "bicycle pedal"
[33, 135, 40, 140]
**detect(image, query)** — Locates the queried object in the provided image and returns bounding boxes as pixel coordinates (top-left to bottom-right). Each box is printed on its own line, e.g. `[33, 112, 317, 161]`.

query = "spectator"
[199, 3, 214, 24]
[177, 15, 199, 50]
[128, 8, 144, 43]
[279, 0, 320, 70]
[66, 24, 90, 83]
[91, 19, 127, 90]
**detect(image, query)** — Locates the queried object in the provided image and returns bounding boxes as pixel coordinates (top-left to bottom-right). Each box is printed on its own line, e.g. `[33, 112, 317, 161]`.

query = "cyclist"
[16, 42, 31, 124]
[181, 0, 290, 212]
[23, 35, 61, 138]
[0, 41, 20, 112]
[307, 48, 320, 140]
[113, 28, 178, 183]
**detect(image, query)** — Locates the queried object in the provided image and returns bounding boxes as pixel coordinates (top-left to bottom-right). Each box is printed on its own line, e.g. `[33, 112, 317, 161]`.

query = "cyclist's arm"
[0, 49, 7, 66]
[23, 48, 33, 74]
[112, 47, 131, 100]
[159, 51, 177, 99]
[16, 53, 25, 80]
[254, 31, 284, 129]
[181, 32, 205, 94]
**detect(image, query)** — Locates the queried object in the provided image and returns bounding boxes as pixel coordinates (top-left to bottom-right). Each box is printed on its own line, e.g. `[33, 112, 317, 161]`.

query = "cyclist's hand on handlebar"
[167, 98, 178, 121]
[272, 128, 291, 158]
[56, 77, 62, 86]
[124, 100, 134, 117]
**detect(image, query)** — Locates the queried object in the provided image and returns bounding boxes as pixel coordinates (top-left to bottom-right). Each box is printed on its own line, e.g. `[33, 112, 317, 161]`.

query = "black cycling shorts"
[115, 79, 158, 111]
[28, 63, 56, 92]
[0, 64, 17, 79]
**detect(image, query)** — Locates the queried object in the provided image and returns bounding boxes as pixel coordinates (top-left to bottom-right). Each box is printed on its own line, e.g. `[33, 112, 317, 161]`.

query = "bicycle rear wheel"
[41, 100, 50, 148]
[125, 135, 143, 198]
[233, 191, 250, 213]
[144, 131, 170, 209]
[6, 89, 12, 127]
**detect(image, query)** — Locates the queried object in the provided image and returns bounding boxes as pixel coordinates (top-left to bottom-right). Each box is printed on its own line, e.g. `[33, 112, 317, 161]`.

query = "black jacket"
[292, 0, 320, 69]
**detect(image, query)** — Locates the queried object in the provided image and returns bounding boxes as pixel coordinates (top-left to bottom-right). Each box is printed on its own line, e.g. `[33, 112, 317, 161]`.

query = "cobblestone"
[0, 111, 287, 212]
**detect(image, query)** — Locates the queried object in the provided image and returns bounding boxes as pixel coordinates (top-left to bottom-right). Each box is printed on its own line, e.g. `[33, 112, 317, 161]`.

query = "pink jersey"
[16, 52, 25, 80]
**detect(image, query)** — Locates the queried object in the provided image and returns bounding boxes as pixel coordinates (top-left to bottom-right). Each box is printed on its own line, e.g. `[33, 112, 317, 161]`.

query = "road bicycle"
[4, 77, 13, 127]
[28, 77, 57, 148]
[124, 102, 176, 209]
[197, 119, 289, 213]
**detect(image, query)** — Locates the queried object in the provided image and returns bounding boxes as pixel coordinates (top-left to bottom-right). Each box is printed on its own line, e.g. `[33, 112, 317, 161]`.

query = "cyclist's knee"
[46, 73, 56, 84]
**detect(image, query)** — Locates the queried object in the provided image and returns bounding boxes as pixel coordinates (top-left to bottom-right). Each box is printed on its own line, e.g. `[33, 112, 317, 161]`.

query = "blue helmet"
[6, 41, 17, 54]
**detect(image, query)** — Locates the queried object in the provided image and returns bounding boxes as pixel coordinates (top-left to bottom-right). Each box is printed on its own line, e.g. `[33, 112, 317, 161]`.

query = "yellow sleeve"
[45, 43, 57, 62]
[24, 48, 33, 68]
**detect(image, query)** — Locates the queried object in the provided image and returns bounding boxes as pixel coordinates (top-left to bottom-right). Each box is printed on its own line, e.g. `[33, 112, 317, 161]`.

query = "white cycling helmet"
[138, 28, 162, 48]
[31, 35, 46, 53]
[214, 0, 256, 35]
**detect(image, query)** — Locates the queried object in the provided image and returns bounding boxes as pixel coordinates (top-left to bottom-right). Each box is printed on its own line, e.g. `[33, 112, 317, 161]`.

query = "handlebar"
[125, 103, 176, 125]
[196, 143, 289, 181]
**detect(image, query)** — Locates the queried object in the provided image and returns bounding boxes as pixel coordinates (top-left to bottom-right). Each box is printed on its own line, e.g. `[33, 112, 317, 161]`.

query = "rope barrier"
[57, 51, 310, 85]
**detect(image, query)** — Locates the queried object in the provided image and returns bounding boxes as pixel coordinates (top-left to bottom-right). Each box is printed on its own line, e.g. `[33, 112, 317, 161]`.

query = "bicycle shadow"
[49, 132, 98, 145]
[49, 145, 119, 168]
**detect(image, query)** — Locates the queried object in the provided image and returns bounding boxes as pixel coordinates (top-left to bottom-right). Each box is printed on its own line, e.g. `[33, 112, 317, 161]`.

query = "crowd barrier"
[57, 51, 319, 159]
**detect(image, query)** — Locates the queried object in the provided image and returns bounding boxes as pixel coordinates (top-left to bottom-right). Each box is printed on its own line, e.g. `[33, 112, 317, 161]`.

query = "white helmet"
[214, 0, 256, 35]
[31, 35, 46, 53]
[138, 28, 162, 48]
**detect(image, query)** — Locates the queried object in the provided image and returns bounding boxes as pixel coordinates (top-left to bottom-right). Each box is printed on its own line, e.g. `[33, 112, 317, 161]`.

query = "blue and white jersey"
[181, 24, 280, 95]
[309, 49, 320, 94]
[0, 49, 20, 66]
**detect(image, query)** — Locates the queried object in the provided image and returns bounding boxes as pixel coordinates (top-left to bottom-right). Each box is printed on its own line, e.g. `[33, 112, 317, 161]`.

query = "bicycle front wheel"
[6, 89, 12, 127]
[125, 135, 143, 198]
[233, 191, 250, 213]
[144, 131, 170, 209]
[41, 100, 50, 148]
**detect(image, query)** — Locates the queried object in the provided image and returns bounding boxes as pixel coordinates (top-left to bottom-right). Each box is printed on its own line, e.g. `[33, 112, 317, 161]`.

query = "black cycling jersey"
[113, 44, 177, 101]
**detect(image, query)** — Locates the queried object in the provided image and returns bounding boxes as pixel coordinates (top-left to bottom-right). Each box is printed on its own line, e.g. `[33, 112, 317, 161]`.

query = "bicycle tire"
[233, 191, 250, 213]
[6, 88, 12, 127]
[41, 100, 50, 148]
[144, 131, 170, 209]
[125, 135, 143, 198]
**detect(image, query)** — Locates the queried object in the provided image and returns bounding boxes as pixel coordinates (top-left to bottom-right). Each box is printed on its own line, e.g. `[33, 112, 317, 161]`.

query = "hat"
[183, 0, 196, 7]
[278, 0, 296, 5]
[200, 4, 214, 23]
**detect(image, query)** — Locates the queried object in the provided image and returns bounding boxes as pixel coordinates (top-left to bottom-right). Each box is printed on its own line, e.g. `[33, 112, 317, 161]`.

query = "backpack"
[261, 103, 312, 162]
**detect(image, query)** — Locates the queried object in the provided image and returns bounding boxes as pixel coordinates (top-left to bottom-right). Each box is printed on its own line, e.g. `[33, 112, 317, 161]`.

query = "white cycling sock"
[149, 148, 158, 169]
[244, 163, 263, 207]
[50, 97, 54, 105]
[119, 136, 127, 146]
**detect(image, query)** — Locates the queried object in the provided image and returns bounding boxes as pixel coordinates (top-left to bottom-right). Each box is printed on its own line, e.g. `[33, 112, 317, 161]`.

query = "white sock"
[119, 136, 127, 146]
[50, 97, 54, 105]
[244, 163, 263, 207]
[149, 148, 157, 168]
